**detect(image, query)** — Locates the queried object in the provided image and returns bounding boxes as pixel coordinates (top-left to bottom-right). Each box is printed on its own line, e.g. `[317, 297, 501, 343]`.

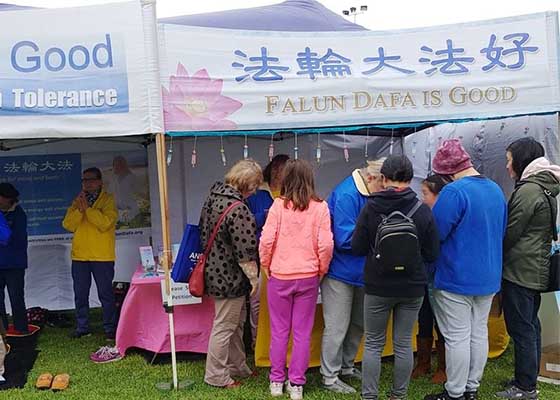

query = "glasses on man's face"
[81, 178, 99, 182]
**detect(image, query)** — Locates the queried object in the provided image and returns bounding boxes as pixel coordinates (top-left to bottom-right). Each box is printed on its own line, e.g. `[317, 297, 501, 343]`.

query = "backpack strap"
[406, 199, 423, 218]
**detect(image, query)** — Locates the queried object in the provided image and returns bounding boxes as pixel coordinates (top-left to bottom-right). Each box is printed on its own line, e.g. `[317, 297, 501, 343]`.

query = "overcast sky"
[7, 0, 560, 30]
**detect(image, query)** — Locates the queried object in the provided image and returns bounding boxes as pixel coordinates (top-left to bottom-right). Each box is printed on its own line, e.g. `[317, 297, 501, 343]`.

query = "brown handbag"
[188, 201, 242, 297]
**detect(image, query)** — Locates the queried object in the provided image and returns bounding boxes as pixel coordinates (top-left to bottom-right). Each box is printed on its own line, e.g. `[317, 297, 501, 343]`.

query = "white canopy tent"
[155, 8, 560, 362]
[0, 0, 558, 388]
[1, 0, 557, 317]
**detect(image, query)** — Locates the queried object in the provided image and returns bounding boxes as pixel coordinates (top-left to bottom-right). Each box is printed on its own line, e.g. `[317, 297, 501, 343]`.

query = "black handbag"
[536, 184, 560, 293]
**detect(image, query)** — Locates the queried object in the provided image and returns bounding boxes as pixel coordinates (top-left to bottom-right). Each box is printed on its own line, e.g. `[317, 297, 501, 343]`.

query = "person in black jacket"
[352, 155, 440, 400]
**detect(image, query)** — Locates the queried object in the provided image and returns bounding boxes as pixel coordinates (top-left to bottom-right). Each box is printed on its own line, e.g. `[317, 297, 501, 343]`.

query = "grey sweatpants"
[362, 294, 423, 400]
[432, 289, 493, 398]
[320, 277, 364, 384]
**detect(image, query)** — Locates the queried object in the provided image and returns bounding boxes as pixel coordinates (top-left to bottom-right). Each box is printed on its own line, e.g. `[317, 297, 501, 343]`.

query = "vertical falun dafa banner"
[0, 0, 163, 139]
[158, 12, 560, 133]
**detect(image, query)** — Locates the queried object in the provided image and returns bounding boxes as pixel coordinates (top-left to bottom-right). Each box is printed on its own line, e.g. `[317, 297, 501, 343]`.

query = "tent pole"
[155, 132, 178, 390]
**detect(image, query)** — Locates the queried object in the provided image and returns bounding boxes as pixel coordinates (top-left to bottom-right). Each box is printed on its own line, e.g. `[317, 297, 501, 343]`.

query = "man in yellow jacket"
[63, 167, 118, 340]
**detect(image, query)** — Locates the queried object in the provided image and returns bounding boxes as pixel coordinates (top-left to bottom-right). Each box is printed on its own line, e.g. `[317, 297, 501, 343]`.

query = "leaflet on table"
[139, 245, 156, 276]
[155, 243, 181, 274]
[171, 243, 180, 264]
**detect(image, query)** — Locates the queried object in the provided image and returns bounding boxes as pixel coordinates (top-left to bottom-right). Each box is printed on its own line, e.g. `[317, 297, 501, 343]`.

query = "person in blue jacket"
[424, 140, 507, 400]
[0, 211, 9, 245]
[246, 154, 289, 347]
[0, 183, 29, 334]
[320, 158, 385, 394]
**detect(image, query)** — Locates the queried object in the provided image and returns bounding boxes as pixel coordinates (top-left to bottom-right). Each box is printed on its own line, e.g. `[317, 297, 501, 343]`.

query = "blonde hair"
[225, 159, 263, 194]
[362, 157, 386, 178]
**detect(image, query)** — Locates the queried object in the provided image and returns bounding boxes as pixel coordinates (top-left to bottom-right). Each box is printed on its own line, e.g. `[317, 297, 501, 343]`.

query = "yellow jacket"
[62, 191, 117, 262]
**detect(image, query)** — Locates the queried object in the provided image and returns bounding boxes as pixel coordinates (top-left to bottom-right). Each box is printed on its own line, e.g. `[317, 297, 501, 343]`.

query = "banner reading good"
[159, 12, 560, 132]
[0, 1, 162, 138]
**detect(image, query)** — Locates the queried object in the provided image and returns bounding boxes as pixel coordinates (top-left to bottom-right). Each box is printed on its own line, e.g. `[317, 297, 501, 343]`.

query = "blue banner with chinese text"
[0, 154, 81, 235]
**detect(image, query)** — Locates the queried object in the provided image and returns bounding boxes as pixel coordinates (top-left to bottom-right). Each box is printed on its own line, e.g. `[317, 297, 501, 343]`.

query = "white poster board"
[160, 280, 202, 306]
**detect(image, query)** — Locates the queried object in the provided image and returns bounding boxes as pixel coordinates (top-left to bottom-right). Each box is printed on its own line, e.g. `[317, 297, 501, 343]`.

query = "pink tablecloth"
[116, 269, 215, 356]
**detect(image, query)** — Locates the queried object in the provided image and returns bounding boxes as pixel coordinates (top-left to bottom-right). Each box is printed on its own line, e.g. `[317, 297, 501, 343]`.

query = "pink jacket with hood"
[259, 197, 334, 280]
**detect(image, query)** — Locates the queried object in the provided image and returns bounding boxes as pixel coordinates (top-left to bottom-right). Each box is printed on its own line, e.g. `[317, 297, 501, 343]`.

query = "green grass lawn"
[4, 312, 560, 400]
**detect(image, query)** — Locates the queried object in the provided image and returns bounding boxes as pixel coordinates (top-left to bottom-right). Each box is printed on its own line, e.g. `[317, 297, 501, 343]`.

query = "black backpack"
[373, 199, 423, 276]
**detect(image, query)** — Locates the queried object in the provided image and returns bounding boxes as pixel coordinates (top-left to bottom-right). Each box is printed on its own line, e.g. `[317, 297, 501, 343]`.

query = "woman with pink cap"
[424, 139, 507, 400]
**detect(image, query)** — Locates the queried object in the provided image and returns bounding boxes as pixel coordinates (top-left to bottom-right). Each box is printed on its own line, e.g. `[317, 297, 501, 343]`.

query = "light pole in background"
[342, 5, 368, 24]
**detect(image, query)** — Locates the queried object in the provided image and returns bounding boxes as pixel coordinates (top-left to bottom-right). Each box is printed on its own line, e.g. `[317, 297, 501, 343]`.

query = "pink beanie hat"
[432, 139, 473, 175]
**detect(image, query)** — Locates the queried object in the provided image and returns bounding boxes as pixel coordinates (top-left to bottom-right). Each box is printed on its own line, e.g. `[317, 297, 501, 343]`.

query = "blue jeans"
[71, 261, 116, 334]
[502, 279, 541, 392]
[0, 268, 28, 332]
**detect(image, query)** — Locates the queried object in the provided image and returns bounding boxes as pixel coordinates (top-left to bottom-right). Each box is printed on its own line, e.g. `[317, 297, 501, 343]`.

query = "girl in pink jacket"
[259, 159, 334, 400]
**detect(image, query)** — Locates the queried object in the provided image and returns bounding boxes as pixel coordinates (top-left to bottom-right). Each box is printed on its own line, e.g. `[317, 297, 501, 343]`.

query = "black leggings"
[417, 286, 444, 341]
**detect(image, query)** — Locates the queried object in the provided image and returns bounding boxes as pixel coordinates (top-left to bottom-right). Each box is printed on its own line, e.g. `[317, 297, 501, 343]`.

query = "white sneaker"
[287, 382, 303, 400]
[269, 381, 284, 397]
[322, 377, 357, 394]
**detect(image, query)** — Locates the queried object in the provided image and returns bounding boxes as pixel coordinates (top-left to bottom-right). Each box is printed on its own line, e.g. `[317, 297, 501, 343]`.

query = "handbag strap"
[539, 185, 558, 242]
[521, 181, 558, 242]
[202, 201, 243, 259]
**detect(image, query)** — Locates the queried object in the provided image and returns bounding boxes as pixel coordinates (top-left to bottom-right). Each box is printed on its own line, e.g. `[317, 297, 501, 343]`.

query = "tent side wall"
[147, 113, 559, 249]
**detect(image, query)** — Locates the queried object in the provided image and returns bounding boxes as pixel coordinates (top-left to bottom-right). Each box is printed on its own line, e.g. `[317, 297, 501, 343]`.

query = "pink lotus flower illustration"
[162, 63, 242, 131]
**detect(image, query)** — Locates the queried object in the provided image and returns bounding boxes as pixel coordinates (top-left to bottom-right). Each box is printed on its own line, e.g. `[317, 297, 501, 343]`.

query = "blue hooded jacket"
[0, 205, 28, 269]
[326, 172, 369, 287]
[246, 184, 274, 241]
